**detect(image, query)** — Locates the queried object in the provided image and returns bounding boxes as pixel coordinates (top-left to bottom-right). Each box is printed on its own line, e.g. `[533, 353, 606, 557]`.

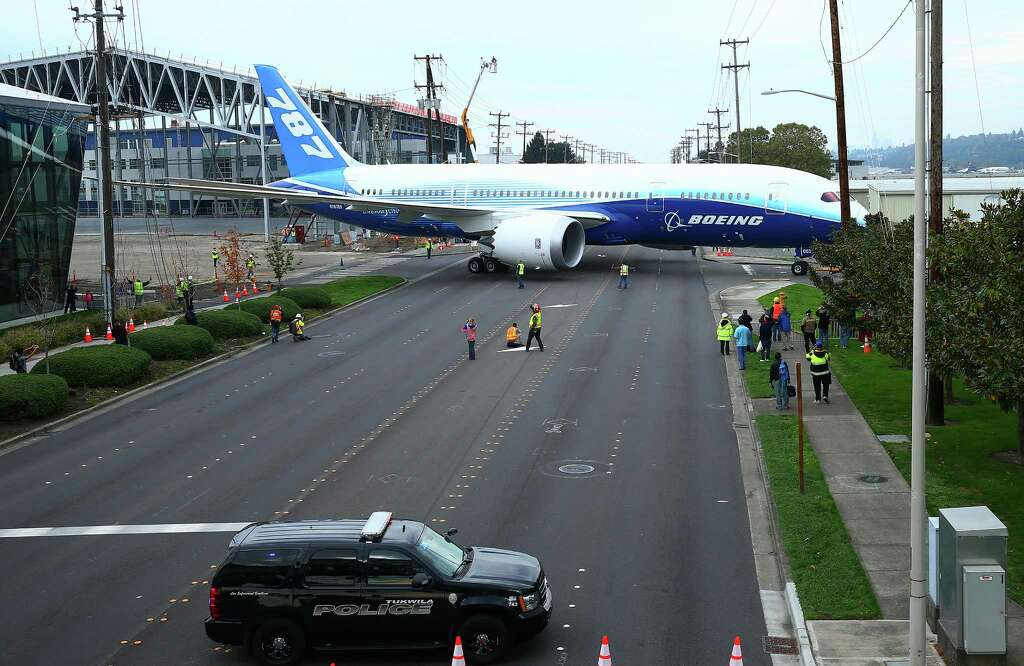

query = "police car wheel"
[252, 619, 305, 666]
[459, 614, 511, 664]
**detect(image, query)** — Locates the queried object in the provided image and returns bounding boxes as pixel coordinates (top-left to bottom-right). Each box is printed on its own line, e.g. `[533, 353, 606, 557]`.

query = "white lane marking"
[542, 303, 578, 309]
[496, 347, 529, 353]
[0, 522, 252, 538]
[741, 264, 754, 276]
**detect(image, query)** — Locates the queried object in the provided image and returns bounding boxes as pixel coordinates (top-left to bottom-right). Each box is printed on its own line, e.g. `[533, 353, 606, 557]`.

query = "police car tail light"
[361, 511, 393, 542]
[209, 586, 221, 620]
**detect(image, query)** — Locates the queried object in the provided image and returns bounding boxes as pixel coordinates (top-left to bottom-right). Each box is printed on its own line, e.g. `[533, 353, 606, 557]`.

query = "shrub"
[32, 345, 151, 387]
[0, 374, 69, 420]
[175, 309, 264, 339]
[238, 296, 301, 323]
[1, 327, 45, 355]
[129, 326, 214, 360]
[131, 301, 168, 323]
[52, 320, 89, 347]
[278, 287, 332, 309]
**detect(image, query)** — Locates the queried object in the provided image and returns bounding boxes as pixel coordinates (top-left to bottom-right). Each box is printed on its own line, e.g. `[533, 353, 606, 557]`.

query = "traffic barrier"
[451, 635, 465, 665]
[104, 324, 113, 341]
[598, 635, 612, 665]
[222, 290, 229, 303]
[83, 326, 92, 343]
[730, 635, 743, 665]
[863, 336, 872, 353]
[128, 318, 136, 333]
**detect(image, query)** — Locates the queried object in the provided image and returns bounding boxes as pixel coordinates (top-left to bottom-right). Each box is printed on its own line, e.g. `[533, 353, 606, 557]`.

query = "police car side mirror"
[412, 572, 432, 589]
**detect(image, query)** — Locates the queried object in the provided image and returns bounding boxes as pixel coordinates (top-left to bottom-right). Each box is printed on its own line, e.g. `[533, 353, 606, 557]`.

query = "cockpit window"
[821, 192, 841, 202]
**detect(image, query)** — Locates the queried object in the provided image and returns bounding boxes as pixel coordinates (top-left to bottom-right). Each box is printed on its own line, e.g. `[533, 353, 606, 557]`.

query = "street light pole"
[909, 0, 928, 662]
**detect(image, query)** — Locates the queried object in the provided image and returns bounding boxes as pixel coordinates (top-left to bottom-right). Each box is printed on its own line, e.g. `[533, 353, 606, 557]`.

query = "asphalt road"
[0, 247, 770, 665]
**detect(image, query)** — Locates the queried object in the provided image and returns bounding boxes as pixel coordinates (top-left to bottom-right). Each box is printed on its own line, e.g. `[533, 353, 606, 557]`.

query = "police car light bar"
[361, 511, 393, 541]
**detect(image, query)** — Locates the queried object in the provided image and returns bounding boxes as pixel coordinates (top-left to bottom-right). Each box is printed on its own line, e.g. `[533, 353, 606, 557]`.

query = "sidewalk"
[720, 280, 952, 665]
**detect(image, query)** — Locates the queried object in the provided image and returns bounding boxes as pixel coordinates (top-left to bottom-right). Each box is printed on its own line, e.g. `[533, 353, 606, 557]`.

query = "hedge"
[238, 296, 301, 323]
[129, 325, 215, 360]
[277, 287, 332, 309]
[0, 373, 69, 420]
[31, 345, 151, 387]
[175, 309, 265, 339]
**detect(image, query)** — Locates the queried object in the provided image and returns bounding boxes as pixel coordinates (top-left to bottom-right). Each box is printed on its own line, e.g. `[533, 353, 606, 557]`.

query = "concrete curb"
[785, 582, 817, 665]
[0, 278, 409, 456]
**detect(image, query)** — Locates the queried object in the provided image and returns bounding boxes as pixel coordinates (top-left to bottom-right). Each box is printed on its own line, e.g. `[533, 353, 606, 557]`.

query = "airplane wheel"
[791, 260, 809, 276]
[468, 257, 483, 274]
[484, 258, 498, 273]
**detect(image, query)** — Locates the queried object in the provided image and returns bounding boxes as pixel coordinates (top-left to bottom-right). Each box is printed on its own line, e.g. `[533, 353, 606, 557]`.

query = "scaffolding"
[368, 94, 395, 164]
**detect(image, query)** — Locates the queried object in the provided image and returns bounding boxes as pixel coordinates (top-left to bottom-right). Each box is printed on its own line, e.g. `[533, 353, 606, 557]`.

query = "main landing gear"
[791, 260, 810, 276]
[467, 255, 507, 274]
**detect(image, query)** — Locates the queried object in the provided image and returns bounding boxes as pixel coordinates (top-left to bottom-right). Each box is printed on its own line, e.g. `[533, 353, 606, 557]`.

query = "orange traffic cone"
[104, 324, 113, 341]
[252, 282, 260, 294]
[128, 318, 136, 333]
[241, 285, 249, 297]
[598, 635, 612, 666]
[83, 326, 93, 343]
[143, 320, 149, 329]
[451, 635, 465, 665]
[222, 290, 229, 302]
[730, 636, 743, 666]
[234, 288, 240, 304]
[863, 336, 872, 353]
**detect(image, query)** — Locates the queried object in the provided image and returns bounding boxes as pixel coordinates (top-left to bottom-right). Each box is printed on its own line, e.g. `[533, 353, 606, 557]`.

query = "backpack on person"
[288, 320, 298, 335]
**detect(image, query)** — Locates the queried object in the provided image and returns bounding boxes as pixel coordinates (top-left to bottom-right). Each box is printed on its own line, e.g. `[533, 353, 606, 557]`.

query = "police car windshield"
[416, 527, 465, 577]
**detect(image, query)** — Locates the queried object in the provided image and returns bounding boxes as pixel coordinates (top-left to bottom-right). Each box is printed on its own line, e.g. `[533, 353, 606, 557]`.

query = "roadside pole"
[909, 0, 928, 661]
[797, 363, 805, 494]
[258, 79, 270, 243]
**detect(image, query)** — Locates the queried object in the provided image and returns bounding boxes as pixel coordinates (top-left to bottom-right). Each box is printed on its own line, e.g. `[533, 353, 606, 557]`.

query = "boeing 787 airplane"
[148, 65, 868, 276]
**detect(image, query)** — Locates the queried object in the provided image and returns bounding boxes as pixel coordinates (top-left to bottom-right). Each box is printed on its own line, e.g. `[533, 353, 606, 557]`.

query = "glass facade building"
[0, 84, 88, 324]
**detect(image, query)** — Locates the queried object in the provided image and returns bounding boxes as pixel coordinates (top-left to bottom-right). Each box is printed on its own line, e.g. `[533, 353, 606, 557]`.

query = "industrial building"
[0, 83, 89, 323]
[0, 47, 469, 217]
[849, 175, 1024, 222]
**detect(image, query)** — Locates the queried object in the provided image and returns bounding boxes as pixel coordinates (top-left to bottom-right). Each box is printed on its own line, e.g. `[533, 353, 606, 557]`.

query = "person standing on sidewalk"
[211, 248, 220, 270]
[817, 305, 831, 349]
[737, 309, 753, 335]
[806, 342, 832, 404]
[779, 305, 794, 350]
[758, 311, 774, 361]
[63, 283, 77, 313]
[733, 318, 751, 370]
[516, 260, 526, 289]
[800, 309, 818, 353]
[425, 238, 433, 259]
[618, 263, 629, 289]
[769, 352, 791, 410]
[132, 275, 150, 307]
[269, 304, 283, 343]
[83, 289, 94, 310]
[462, 317, 477, 359]
[838, 306, 856, 349]
[771, 297, 783, 342]
[526, 304, 544, 352]
[716, 313, 734, 355]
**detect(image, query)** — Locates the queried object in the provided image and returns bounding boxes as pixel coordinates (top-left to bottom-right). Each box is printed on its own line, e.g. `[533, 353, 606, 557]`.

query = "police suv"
[206, 512, 551, 665]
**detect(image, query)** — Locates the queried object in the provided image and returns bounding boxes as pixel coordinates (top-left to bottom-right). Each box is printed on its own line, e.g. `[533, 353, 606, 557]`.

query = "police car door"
[296, 548, 365, 649]
[364, 547, 450, 645]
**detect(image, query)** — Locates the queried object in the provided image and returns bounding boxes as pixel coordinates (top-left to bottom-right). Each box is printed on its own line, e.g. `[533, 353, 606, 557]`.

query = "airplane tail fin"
[254, 64, 361, 176]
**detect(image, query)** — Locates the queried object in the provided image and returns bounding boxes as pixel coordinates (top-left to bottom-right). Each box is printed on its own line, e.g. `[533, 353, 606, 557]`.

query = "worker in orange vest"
[269, 304, 284, 343]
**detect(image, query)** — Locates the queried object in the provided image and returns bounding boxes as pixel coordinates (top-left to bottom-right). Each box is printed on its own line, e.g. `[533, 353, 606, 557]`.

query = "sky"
[4, 0, 1022, 163]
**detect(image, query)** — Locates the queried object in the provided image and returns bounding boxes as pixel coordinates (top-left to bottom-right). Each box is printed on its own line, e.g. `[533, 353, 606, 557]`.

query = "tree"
[544, 141, 577, 164]
[764, 123, 832, 177]
[218, 228, 245, 306]
[23, 268, 62, 374]
[521, 132, 546, 164]
[928, 190, 1024, 456]
[265, 236, 298, 290]
[726, 126, 771, 164]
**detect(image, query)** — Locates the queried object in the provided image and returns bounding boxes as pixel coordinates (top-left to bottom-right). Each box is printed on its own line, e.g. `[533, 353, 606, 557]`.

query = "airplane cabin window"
[745, 193, 750, 200]
[820, 192, 840, 202]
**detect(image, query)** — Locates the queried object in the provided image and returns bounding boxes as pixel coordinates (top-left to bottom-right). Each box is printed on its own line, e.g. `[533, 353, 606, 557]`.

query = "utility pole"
[541, 128, 555, 163]
[827, 0, 851, 226]
[909, 0, 928, 662]
[927, 0, 945, 426]
[573, 137, 582, 164]
[698, 122, 715, 161]
[720, 39, 749, 163]
[515, 120, 534, 162]
[72, 0, 123, 324]
[414, 54, 445, 163]
[560, 135, 572, 163]
[686, 129, 701, 162]
[708, 108, 729, 162]
[488, 111, 509, 164]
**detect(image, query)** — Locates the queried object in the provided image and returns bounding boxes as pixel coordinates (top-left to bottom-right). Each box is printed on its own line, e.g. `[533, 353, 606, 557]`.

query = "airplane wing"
[118, 177, 611, 229]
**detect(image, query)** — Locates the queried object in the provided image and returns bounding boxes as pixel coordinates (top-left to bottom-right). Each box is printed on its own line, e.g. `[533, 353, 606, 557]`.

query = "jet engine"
[482, 214, 586, 271]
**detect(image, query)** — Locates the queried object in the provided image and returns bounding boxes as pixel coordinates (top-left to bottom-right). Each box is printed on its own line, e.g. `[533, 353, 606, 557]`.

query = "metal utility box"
[937, 506, 1008, 655]
[963, 565, 1006, 654]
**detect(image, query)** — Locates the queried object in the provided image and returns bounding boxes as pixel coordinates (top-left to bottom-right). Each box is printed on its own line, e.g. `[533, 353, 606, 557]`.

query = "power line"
[840, 0, 911, 64]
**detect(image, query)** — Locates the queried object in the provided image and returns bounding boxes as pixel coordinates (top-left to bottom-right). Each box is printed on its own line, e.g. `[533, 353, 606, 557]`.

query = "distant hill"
[849, 130, 1024, 171]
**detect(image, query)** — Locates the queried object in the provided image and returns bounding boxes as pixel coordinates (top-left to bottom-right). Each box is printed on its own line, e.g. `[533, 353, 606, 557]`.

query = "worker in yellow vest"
[618, 263, 629, 289]
[425, 239, 433, 259]
[717, 313, 734, 355]
[516, 260, 526, 289]
[806, 342, 832, 404]
[525, 304, 543, 352]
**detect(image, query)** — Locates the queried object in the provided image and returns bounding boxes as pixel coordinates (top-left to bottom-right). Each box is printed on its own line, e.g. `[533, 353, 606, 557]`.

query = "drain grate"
[762, 636, 799, 655]
[859, 474, 888, 484]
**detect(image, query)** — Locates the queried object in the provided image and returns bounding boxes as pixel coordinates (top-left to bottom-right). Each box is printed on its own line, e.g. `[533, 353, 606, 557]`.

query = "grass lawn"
[830, 347, 1024, 605]
[315, 275, 405, 307]
[758, 414, 882, 620]
[741, 354, 775, 398]
[757, 283, 824, 320]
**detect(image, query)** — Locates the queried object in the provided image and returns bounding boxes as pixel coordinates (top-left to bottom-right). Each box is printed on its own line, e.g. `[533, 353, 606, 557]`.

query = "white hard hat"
[721, 312, 729, 318]
[296, 313, 303, 319]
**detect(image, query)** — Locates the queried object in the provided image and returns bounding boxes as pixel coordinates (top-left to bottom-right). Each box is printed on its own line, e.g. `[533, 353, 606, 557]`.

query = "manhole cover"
[558, 463, 595, 475]
[762, 636, 799, 655]
[859, 474, 888, 484]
